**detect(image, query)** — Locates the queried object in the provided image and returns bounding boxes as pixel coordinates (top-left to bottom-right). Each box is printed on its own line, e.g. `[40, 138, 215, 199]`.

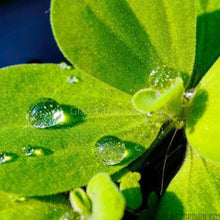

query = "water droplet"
[28, 98, 65, 128]
[147, 112, 153, 117]
[67, 75, 79, 83]
[22, 145, 53, 157]
[184, 89, 194, 100]
[94, 136, 126, 165]
[60, 212, 70, 220]
[9, 195, 27, 202]
[0, 152, 18, 164]
[59, 62, 72, 70]
[148, 65, 179, 91]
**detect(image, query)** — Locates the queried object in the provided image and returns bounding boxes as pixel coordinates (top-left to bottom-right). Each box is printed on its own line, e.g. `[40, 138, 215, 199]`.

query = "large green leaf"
[87, 173, 125, 220]
[186, 59, 220, 162]
[0, 192, 75, 220]
[0, 64, 164, 196]
[156, 146, 220, 218]
[189, 0, 220, 88]
[51, 0, 196, 93]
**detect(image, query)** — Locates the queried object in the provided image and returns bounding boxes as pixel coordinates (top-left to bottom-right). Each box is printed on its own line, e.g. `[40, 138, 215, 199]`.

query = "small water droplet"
[22, 145, 53, 157]
[60, 212, 70, 220]
[67, 75, 79, 83]
[147, 112, 153, 117]
[9, 195, 27, 202]
[59, 62, 72, 70]
[94, 136, 126, 165]
[0, 152, 18, 164]
[184, 89, 195, 100]
[28, 98, 65, 128]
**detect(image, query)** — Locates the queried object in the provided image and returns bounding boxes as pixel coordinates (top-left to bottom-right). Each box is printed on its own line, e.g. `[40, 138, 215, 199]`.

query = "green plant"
[0, 0, 219, 219]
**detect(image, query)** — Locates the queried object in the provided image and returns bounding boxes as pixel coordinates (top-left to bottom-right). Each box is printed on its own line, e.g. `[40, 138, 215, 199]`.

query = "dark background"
[0, 0, 66, 68]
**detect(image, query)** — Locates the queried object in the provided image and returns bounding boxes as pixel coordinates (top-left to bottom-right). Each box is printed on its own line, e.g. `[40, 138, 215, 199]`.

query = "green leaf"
[189, 0, 220, 88]
[0, 191, 75, 220]
[70, 188, 91, 218]
[0, 64, 164, 196]
[186, 59, 220, 162]
[155, 146, 220, 218]
[119, 172, 142, 210]
[87, 173, 125, 220]
[132, 77, 184, 116]
[51, 0, 196, 93]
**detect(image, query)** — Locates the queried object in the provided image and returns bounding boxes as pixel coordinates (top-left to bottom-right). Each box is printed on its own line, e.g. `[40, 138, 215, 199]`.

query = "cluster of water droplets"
[94, 136, 127, 165]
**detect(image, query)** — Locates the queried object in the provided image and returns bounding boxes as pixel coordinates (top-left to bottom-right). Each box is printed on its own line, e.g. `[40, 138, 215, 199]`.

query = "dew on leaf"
[0, 152, 18, 164]
[94, 136, 127, 165]
[148, 65, 179, 91]
[22, 145, 53, 157]
[67, 75, 79, 83]
[184, 89, 195, 100]
[60, 212, 70, 220]
[28, 98, 65, 128]
[9, 195, 27, 202]
[59, 62, 72, 70]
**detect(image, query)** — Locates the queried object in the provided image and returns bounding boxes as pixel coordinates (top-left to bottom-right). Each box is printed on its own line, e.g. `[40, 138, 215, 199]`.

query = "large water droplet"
[0, 152, 18, 164]
[148, 65, 179, 91]
[28, 98, 65, 128]
[22, 145, 53, 157]
[67, 75, 79, 83]
[94, 136, 126, 165]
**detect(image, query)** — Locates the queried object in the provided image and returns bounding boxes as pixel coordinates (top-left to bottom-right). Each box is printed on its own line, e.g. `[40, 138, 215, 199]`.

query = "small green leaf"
[156, 146, 220, 218]
[51, 0, 196, 93]
[119, 172, 142, 210]
[70, 188, 91, 218]
[132, 77, 184, 116]
[0, 191, 75, 220]
[189, 0, 220, 88]
[186, 59, 220, 162]
[87, 173, 125, 220]
[0, 64, 164, 196]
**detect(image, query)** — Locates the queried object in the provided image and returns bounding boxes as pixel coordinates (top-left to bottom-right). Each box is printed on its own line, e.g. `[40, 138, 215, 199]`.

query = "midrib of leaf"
[201, 158, 220, 207]
[186, 147, 220, 210]
[87, 0, 160, 66]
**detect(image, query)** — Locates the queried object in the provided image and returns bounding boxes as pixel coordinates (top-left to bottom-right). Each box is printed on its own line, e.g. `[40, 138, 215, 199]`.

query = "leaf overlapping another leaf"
[0, 64, 164, 196]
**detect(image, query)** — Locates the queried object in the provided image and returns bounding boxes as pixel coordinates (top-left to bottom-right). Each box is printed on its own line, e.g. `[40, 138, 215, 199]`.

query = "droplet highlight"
[94, 136, 126, 165]
[28, 98, 65, 128]
[0, 152, 18, 164]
